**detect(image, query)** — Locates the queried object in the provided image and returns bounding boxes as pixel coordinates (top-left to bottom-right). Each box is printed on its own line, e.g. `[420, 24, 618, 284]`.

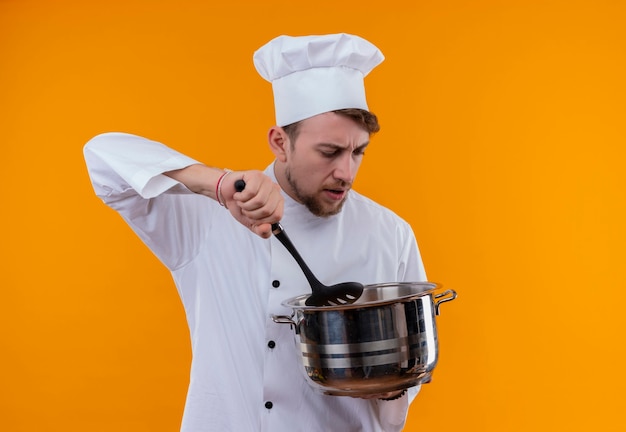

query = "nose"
[333, 153, 355, 184]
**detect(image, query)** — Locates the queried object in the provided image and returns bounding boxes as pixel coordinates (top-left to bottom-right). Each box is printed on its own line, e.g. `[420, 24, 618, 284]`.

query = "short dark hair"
[282, 108, 380, 143]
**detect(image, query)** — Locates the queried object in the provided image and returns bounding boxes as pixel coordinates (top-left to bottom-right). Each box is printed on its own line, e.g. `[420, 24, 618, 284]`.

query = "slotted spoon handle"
[234, 179, 324, 293]
[234, 179, 362, 306]
[271, 222, 325, 292]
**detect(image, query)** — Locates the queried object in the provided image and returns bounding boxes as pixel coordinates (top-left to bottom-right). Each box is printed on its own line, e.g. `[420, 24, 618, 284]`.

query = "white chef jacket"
[83, 132, 428, 432]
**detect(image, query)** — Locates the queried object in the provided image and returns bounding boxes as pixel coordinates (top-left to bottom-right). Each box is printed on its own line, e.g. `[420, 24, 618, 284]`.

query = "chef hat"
[253, 33, 384, 126]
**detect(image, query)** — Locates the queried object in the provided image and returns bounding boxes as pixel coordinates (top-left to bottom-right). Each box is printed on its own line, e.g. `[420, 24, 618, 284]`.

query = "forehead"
[295, 112, 369, 145]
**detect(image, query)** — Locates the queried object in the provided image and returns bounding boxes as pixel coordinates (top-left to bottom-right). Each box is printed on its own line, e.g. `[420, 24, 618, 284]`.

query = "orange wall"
[2, 0, 625, 431]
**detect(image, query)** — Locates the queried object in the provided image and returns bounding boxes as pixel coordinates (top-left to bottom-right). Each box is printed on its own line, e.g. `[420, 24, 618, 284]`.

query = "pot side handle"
[434, 289, 457, 316]
[271, 314, 296, 325]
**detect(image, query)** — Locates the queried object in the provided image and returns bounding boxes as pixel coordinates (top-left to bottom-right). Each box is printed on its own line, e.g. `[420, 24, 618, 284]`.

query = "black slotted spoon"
[234, 179, 364, 306]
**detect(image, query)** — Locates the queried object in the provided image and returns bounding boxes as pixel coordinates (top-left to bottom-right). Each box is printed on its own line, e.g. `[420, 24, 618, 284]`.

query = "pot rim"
[281, 281, 442, 311]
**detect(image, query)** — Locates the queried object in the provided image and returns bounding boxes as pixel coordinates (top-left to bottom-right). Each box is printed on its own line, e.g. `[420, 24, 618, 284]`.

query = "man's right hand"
[165, 165, 283, 239]
[220, 170, 283, 239]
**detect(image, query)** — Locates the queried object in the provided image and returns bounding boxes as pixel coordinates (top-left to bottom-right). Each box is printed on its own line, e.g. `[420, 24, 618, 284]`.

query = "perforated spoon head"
[304, 281, 364, 307]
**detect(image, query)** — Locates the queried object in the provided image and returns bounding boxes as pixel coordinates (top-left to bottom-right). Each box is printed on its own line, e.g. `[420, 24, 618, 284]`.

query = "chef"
[84, 33, 427, 432]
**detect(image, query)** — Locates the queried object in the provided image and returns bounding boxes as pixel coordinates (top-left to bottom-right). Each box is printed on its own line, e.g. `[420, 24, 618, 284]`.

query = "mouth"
[323, 188, 348, 201]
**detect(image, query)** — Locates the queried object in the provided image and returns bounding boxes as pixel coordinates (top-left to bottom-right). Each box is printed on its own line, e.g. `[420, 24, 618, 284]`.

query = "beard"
[285, 167, 349, 217]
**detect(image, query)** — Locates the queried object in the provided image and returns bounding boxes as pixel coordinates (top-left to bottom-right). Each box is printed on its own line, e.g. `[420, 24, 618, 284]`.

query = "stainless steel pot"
[272, 282, 456, 396]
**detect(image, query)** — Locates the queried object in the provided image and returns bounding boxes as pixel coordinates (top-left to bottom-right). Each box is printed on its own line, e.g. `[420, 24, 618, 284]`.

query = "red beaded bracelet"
[215, 170, 232, 207]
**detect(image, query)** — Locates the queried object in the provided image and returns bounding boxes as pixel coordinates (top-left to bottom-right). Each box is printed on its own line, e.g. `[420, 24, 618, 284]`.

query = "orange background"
[2, 0, 625, 430]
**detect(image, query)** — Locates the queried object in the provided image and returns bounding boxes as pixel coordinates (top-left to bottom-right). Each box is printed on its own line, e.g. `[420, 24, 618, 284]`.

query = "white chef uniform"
[83, 131, 427, 432]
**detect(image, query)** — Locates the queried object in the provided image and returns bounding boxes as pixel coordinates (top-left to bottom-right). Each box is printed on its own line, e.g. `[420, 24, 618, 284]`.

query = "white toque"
[253, 33, 384, 126]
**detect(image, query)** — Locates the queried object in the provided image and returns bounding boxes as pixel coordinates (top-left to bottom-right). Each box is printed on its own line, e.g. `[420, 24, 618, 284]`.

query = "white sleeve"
[398, 221, 427, 282]
[83, 132, 216, 270]
[373, 386, 421, 431]
[83, 132, 200, 201]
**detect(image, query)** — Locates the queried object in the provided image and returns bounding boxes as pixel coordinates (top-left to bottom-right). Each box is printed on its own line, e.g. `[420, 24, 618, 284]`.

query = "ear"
[268, 126, 289, 163]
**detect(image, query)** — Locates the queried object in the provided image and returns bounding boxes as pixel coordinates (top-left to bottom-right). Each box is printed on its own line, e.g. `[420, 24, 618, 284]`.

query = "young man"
[84, 33, 427, 431]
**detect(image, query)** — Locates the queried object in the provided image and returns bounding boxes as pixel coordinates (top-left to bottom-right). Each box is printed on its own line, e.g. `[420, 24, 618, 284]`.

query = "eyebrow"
[316, 141, 370, 151]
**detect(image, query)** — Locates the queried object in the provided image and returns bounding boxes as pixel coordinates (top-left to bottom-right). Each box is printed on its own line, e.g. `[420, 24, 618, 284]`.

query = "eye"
[320, 150, 339, 158]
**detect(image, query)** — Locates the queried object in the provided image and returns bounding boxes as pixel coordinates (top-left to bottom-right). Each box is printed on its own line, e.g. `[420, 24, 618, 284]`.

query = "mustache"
[323, 180, 351, 190]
